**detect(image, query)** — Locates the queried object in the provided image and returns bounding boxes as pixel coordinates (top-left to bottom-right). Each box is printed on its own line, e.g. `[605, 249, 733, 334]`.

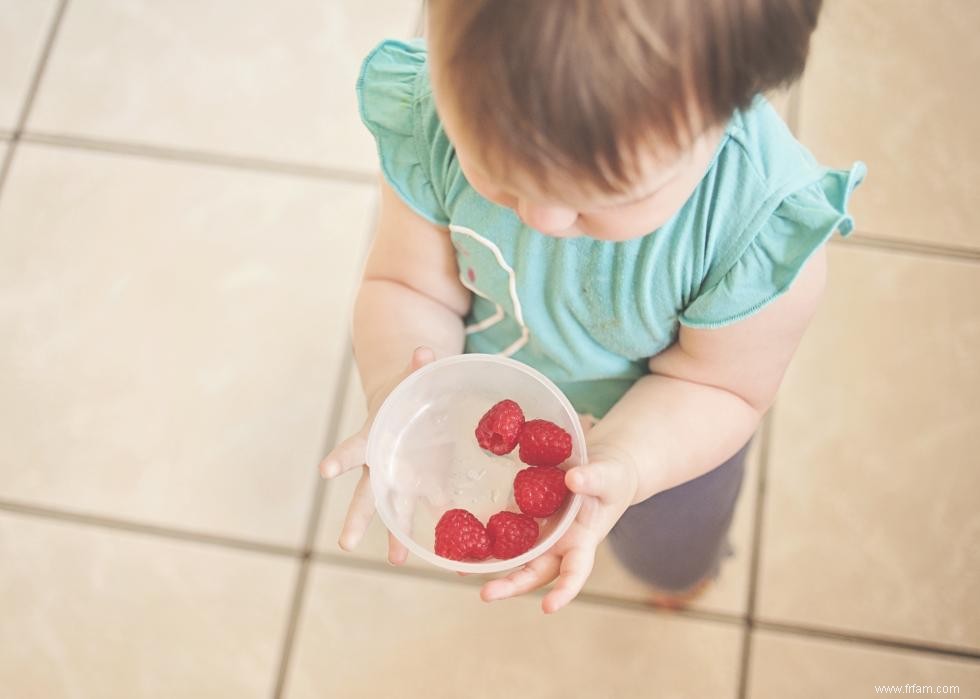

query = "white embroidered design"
[450, 223, 529, 357]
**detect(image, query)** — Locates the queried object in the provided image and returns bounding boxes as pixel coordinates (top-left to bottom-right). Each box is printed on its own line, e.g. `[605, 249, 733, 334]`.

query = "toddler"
[319, 0, 864, 613]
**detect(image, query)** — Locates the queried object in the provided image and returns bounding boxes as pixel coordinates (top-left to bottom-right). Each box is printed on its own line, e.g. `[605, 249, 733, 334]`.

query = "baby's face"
[438, 97, 723, 241]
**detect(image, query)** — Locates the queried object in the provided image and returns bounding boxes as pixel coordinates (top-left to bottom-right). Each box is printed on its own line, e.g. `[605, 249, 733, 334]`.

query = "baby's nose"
[517, 200, 579, 236]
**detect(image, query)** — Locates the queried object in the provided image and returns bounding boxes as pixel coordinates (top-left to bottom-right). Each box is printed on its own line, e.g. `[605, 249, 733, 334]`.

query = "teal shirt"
[358, 39, 866, 419]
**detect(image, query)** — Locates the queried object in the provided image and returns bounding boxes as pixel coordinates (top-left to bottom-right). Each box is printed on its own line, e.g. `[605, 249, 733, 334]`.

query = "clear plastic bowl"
[367, 353, 586, 574]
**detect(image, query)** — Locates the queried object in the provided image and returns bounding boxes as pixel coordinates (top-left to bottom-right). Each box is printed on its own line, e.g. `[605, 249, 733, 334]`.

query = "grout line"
[575, 591, 746, 628]
[15, 129, 980, 269]
[19, 131, 378, 185]
[271, 197, 377, 698]
[300, 349, 357, 553]
[310, 550, 747, 629]
[311, 549, 980, 665]
[754, 619, 980, 663]
[0, 142, 12, 197]
[736, 410, 775, 699]
[791, 72, 980, 267]
[270, 553, 312, 699]
[12, 0, 70, 134]
[315, 550, 499, 588]
[0, 498, 300, 559]
[0, 0, 69, 197]
[297, 196, 377, 563]
[832, 231, 980, 263]
[744, 412, 774, 621]
[9, 476, 965, 672]
[269, 348, 355, 699]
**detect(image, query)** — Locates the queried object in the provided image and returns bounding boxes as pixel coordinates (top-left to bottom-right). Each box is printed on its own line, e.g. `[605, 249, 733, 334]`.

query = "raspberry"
[475, 399, 525, 455]
[518, 419, 572, 467]
[487, 511, 539, 559]
[513, 465, 570, 518]
[434, 509, 491, 561]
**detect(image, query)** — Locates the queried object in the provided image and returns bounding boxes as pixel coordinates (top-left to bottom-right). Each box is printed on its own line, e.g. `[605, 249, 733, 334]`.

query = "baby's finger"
[541, 545, 597, 614]
[319, 428, 368, 479]
[408, 345, 436, 371]
[338, 467, 375, 551]
[387, 531, 409, 566]
[387, 493, 414, 566]
[480, 553, 560, 602]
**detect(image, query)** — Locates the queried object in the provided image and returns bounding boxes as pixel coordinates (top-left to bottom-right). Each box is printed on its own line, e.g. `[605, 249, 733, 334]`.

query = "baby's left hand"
[480, 447, 638, 613]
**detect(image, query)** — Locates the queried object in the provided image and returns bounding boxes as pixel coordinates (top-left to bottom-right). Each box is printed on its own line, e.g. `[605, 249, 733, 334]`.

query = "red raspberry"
[475, 399, 525, 455]
[513, 465, 570, 518]
[487, 511, 539, 559]
[434, 509, 491, 561]
[518, 419, 572, 467]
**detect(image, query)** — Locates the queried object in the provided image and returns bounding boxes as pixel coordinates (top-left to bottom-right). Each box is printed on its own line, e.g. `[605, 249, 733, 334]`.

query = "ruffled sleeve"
[357, 39, 450, 226]
[679, 162, 866, 329]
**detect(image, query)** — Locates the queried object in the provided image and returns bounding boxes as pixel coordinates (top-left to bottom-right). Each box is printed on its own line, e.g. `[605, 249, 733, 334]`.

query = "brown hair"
[428, 0, 822, 196]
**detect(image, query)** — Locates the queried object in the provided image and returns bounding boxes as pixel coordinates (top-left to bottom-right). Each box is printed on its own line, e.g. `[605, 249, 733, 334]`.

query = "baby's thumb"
[408, 346, 436, 372]
[564, 461, 622, 500]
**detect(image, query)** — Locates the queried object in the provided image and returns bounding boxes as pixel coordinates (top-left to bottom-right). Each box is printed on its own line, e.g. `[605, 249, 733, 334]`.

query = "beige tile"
[799, 0, 980, 250]
[585, 438, 760, 616]
[284, 564, 742, 699]
[758, 245, 980, 649]
[748, 630, 980, 699]
[0, 0, 58, 130]
[28, 0, 421, 170]
[0, 143, 374, 546]
[0, 511, 296, 698]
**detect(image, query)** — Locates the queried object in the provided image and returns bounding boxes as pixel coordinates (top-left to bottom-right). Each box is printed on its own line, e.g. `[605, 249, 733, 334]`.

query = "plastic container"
[367, 353, 586, 574]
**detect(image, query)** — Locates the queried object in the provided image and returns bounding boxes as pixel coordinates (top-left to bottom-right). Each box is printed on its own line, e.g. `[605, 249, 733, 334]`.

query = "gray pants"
[607, 440, 751, 592]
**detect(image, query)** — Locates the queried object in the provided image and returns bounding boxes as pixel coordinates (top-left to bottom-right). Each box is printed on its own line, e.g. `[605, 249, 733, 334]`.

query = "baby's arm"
[320, 177, 470, 558]
[482, 247, 827, 612]
[353, 177, 470, 407]
[588, 246, 828, 503]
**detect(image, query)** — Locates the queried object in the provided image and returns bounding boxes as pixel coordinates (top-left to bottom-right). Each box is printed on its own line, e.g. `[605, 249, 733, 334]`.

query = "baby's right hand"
[317, 346, 436, 565]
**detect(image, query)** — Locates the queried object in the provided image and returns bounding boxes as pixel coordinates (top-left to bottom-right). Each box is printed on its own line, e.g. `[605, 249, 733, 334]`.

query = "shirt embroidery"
[450, 223, 529, 357]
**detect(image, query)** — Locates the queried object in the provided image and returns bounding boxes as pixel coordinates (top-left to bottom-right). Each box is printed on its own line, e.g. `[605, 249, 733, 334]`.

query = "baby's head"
[427, 0, 822, 240]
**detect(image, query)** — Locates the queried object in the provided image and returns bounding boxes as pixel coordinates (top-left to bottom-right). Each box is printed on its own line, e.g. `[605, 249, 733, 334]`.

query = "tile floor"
[0, 1, 977, 697]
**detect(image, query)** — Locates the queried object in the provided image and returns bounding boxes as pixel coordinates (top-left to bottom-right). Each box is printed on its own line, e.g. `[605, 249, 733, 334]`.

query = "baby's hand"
[318, 346, 436, 565]
[480, 445, 639, 613]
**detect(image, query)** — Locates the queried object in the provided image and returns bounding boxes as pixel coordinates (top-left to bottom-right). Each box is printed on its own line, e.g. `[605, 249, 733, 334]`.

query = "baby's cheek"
[460, 167, 517, 209]
[485, 189, 518, 210]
